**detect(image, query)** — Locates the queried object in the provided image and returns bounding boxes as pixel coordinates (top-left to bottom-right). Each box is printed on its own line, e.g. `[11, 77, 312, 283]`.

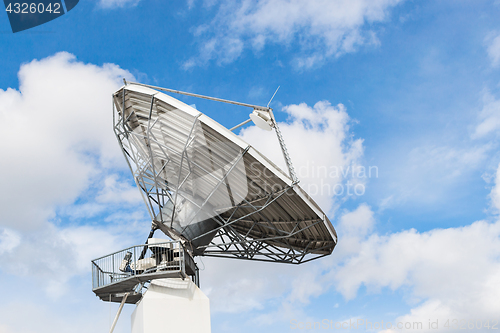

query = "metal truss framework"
[113, 86, 336, 264]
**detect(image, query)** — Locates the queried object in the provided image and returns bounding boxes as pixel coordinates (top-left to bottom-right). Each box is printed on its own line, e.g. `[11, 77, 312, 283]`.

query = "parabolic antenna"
[249, 110, 273, 131]
[112, 82, 337, 264]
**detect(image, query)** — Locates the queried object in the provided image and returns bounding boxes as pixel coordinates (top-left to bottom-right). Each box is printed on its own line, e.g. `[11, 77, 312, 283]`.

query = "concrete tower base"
[131, 278, 211, 333]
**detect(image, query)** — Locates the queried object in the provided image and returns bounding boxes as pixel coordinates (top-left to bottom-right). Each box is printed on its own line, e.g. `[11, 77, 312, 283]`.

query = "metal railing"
[91, 240, 185, 291]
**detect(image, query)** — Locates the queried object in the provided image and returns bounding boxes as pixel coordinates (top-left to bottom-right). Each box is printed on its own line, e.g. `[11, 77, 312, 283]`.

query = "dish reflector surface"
[113, 84, 337, 263]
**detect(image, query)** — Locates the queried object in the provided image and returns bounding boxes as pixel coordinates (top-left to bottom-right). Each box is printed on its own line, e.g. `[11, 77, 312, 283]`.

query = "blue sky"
[1, 0, 500, 332]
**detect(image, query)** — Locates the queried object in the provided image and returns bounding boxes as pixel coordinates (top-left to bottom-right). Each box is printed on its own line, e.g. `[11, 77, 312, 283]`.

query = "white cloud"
[377, 143, 490, 210]
[0, 223, 133, 296]
[0, 53, 147, 333]
[201, 257, 291, 313]
[486, 32, 500, 68]
[0, 52, 147, 297]
[209, 203, 500, 329]
[185, 0, 403, 68]
[200, 251, 336, 320]
[240, 101, 364, 214]
[333, 219, 500, 300]
[0, 228, 21, 255]
[338, 203, 374, 238]
[473, 90, 500, 139]
[408, 145, 486, 179]
[0, 52, 133, 231]
[490, 163, 500, 212]
[96, 174, 143, 204]
[202, 200, 500, 330]
[0, 298, 131, 333]
[326, 206, 500, 332]
[98, 0, 140, 9]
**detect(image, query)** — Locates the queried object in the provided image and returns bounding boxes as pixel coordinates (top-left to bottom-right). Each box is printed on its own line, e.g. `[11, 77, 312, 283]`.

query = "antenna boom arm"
[127, 81, 270, 111]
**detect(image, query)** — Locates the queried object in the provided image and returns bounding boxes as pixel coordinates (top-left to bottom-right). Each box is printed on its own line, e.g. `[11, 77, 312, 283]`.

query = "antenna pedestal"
[131, 278, 211, 333]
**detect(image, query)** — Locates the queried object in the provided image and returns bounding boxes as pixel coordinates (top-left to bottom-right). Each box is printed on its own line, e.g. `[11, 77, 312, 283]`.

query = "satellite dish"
[92, 82, 338, 333]
[249, 109, 273, 131]
[111, 82, 337, 262]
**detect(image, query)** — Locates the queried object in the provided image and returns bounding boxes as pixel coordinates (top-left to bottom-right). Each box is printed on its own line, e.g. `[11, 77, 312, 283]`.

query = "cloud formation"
[98, 0, 140, 9]
[185, 0, 403, 69]
[0, 53, 147, 333]
[1, 50, 499, 333]
[473, 90, 500, 139]
[330, 207, 500, 333]
[240, 101, 365, 214]
[0, 52, 134, 231]
[211, 203, 500, 330]
[486, 31, 500, 68]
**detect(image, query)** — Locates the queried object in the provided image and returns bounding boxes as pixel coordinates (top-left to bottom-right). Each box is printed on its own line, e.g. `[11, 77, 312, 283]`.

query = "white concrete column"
[131, 278, 211, 333]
